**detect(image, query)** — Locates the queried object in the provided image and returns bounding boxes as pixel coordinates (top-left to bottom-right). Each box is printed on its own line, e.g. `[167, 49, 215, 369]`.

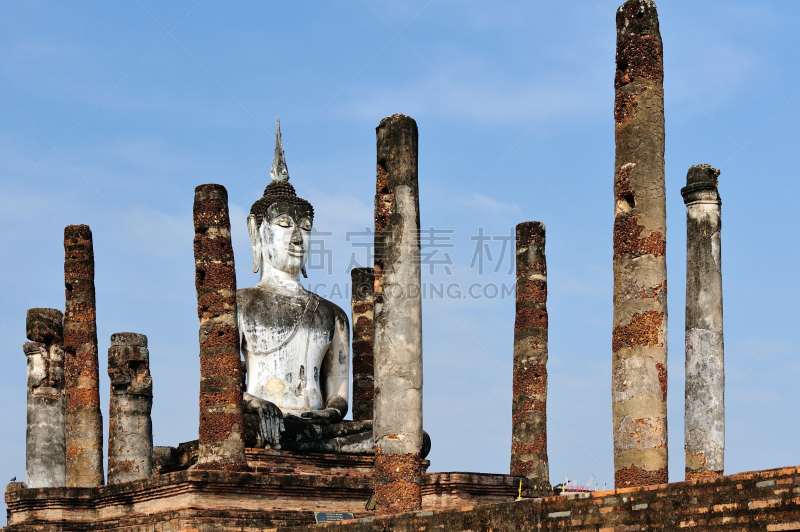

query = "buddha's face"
[253, 203, 312, 277]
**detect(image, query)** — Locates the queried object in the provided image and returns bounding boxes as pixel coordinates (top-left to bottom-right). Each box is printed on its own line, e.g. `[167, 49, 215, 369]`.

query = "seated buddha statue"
[238, 120, 372, 453]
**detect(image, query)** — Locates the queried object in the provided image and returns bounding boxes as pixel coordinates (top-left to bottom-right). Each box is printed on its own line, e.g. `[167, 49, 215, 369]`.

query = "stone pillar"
[611, 0, 668, 489]
[108, 333, 153, 484]
[373, 114, 423, 515]
[351, 267, 375, 422]
[64, 224, 104, 487]
[510, 222, 549, 484]
[24, 308, 66, 488]
[682, 164, 724, 480]
[193, 184, 248, 471]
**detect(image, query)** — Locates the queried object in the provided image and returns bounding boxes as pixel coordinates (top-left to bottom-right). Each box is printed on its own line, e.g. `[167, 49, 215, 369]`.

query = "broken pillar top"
[376, 113, 419, 195]
[516, 221, 546, 244]
[111, 332, 148, 347]
[352, 267, 375, 301]
[26, 308, 64, 344]
[64, 224, 92, 240]
[615, 0, 662, 90]
[617, 0, 659, 35]
[108, 333, 151, 395]
[193, 184, 231, 233]
[351, 267, 375, 285]
[681, 164, 721, 204]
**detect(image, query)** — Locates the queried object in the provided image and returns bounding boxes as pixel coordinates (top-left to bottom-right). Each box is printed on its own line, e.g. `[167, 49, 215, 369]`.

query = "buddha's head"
[248, 119, 314, 279]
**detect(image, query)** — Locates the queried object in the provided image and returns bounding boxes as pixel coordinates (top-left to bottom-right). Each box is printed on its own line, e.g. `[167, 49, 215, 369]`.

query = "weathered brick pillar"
[351, 267, 375, 422]
[510, 222, 549, 484]
[108, 333, 153, 484]
[193, 184, 248, 471]
[64, 224, 104, 487]
[611, 0, 668, 488]
[373, 114, 423, 515]
[682, 164, 724, 480]
[24, 308, 66, 488]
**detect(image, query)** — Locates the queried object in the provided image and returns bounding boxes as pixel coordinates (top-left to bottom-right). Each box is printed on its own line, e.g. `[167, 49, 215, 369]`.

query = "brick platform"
[5, 469, 372, 530]
[279, 465, 800, 531]
[4, 450, 523, 531]
[10, 455, 799, 531]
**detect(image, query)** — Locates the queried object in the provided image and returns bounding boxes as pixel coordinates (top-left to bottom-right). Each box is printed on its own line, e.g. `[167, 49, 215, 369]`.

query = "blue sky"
[2, 0, 800, 514]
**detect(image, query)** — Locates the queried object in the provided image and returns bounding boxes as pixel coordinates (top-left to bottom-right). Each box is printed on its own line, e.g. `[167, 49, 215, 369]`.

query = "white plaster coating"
[24, 342, 66, 488]
[107, 337, 153, 484]
[374, 184, 424, 456]
[612, 354, 663, 404]
[685, 328, 724, 471]
[684, 183, 724, 475]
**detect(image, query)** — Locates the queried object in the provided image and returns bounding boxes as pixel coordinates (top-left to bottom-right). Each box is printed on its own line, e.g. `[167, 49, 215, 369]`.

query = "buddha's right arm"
[324, 310, 350, 417]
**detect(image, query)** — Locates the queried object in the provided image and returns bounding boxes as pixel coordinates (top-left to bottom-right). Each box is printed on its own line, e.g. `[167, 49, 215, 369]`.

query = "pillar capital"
[681, 164, 721, 206]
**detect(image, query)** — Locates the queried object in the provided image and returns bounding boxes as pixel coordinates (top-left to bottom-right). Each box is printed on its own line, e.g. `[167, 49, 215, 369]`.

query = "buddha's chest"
[238, 292, 335, 370]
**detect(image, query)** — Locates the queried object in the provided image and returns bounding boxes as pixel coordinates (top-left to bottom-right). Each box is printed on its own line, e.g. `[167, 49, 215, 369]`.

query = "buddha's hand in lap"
[298, 408, 343, 425]
[243, 393, 285, 447]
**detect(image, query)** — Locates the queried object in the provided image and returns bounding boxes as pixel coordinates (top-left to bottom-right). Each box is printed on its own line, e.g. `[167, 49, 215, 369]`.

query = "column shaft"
[611, 0, 668, 488]
[682, 164, 724, 480]
[351, 267, 375, 422]
[373, 114, 423, 515]
[64, 225, 104, 487]
[193, 184, 248, 471]
[108, 332, 153, 484]
[24, 308, 66, 488]
[510, 222, 549, 484]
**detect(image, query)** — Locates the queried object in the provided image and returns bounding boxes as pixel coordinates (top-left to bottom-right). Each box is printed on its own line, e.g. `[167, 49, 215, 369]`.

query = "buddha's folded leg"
[282, 430, 374, 454]
[280, 419, 373, 447]
[279, 420, 431, 458]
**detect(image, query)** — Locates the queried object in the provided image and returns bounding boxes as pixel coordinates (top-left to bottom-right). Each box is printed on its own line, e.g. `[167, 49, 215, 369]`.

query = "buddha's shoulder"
[236, 287, 347, 324]
[236, 286, 303, 309]
[315, 296, 349, 326]
[236, 286, 267, 307]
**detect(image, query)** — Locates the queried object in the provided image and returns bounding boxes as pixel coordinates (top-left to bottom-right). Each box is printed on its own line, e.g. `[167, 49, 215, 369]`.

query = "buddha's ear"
[247, 214, 260, 274]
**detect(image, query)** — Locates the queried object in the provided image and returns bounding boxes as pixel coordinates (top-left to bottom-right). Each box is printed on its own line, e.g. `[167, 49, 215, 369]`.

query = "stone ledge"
[5, 460, 525, 531]
[245, 448, 430, 476]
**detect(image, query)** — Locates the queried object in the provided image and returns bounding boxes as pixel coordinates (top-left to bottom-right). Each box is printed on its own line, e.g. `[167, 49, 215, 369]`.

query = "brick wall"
[277, 466, 800, 532]
[7, 465, 800, 531]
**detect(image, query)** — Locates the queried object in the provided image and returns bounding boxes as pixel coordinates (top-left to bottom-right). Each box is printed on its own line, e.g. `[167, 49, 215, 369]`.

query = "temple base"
[5, 449, 530, 531]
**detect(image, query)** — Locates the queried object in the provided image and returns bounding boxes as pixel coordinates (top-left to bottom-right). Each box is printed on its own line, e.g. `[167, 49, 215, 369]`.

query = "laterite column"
[193, 184, 248, 471]
[351, 267, 375, 422]
[510, 222, 549, 485]
[611, 0, 668, 488]
[682, 164, 724, 480]
[64, 224, 104, 487]
[24, 308, 66, 488]
[108, 333, 153, 484]
[373, 114, 423, 515]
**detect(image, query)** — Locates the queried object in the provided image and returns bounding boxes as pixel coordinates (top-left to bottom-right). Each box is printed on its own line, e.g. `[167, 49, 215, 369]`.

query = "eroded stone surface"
[373, 114, 424, 515]
[681, 164, 724, 479]
[612, 0, 668, 488]
[351, 268, 375, 422]
[23, 308, 66, 488]
[510, 221, 549, 484]
[193, 184, 248, 471]
[63, 225, 104, 487]
[107, 332, 153, 484]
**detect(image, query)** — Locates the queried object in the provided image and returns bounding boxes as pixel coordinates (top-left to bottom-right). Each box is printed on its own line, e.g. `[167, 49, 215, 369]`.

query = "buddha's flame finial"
[270, 117, 289, 182]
